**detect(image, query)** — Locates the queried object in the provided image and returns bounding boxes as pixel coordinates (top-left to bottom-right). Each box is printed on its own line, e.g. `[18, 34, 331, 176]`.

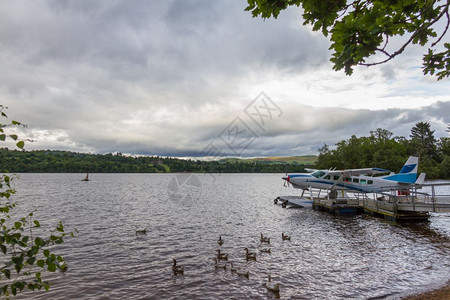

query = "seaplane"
[278, 156, 426, 208]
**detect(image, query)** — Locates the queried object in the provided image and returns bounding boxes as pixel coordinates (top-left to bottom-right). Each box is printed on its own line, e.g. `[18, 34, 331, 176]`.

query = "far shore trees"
[316, 121, 448, 178]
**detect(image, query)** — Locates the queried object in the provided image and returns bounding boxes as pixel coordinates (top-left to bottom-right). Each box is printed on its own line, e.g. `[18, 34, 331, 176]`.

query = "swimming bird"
[213, 258, 227, 269]
[265, 274, 280, 293]
[281, 232, 291, 241]
[135, 227, 147, 236]
[216, 249, 228, 260]
[217, 235, 224, 246]
[244, 247, 256, 260]
[260, 233, 270, 244]
[172, 258, 184, 275]
[58, 261, 68, 272]
[259, 248, 271, 254]
[230, 262, 249, 278]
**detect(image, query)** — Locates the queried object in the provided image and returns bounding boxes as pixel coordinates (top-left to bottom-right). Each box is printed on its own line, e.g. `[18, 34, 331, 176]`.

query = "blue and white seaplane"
[277, 156, 426, 208]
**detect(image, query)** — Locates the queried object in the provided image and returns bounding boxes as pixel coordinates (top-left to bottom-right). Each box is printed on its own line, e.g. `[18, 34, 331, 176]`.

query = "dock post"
[432, 185, 436, 212]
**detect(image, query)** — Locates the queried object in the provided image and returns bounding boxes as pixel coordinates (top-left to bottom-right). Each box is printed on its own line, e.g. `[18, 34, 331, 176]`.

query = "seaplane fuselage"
[283, 156, 424, 193]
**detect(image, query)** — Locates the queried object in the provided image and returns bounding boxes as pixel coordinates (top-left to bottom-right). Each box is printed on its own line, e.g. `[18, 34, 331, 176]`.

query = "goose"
[217, 235, 224, 246]
[58, 261, 68, 272]
[265, 274, 280, 293]
[259, 248, 271, 254]
[230, 262, 249, 278]
[135, 227, 147, 236]
[172, 258, 184, 275]
[281, 232, 291, 241]
[216, 249, 228, 260]
[260, 233, 270, 244]
[244, 247, 256, 260]
[213, 258, 227, 269]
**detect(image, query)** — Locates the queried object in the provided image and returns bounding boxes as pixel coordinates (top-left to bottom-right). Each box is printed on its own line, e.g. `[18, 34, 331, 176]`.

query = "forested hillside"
[0, 149, 309, 173]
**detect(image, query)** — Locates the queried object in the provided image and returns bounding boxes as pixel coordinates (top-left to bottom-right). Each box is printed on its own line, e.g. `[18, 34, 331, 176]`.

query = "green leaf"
[47, 263, 56, 272]
[26, 257, 36, 265]
[43, 249, 49, 257]
[16, 141, 25, 149]
[0, 244, 6, 254]
[2, 269, 10, 279]
[33, 220, 40, 227]
[37, 260, 44, 268]
[9, 134, 18, 141]
[14, 221, 22, 229]
[0, 134, 5, 141]
[35, 237, 44, 246]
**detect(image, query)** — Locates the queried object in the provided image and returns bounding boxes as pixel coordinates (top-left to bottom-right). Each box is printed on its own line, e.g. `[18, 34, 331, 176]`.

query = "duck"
[244, 247, 257, 260]
[230, 262, 249, 278]
[265, 274, 280, 293]
[213, 258, 227, 269]
[281, 232, 291, 241]
[259, 248, 271, 254]
[217, 235, 224, 246]
[216, 249, 228, 260]
[172, 258, 184, 275]
[260, 233, 270, 244]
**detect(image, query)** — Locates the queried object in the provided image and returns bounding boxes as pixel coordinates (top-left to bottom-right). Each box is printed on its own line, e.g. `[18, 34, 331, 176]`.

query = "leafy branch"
[0, 106, 75, 298]
[246, 0, 450, 79]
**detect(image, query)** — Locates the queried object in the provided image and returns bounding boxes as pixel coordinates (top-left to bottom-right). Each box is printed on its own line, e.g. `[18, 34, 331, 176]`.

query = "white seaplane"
[278, 156, 426, 208]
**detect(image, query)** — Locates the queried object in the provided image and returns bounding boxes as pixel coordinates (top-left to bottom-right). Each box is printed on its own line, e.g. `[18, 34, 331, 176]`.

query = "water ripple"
[10, 173, 450, 299]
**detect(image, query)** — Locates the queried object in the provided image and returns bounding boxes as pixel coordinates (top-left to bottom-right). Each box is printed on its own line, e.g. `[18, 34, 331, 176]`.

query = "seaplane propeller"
[283, 163, 290, 188]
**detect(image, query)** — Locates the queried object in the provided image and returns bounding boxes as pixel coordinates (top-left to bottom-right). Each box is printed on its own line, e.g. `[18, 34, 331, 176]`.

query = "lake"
[10, 173, 450, 299]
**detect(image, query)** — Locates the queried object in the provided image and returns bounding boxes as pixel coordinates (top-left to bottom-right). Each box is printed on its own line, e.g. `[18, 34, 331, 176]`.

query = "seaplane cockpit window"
[324, 175, 330, 180]
[311, 171, 326, 178]
[368, 180, 373, 185]
[360, 179, 367, 184]
[353, 178, 359, 183]
[333, 175, 340, 180]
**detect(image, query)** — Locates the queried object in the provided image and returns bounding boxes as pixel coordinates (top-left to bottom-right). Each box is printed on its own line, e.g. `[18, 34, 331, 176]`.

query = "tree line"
[0, 149, 308, 174]
[315, 122, 450, 179]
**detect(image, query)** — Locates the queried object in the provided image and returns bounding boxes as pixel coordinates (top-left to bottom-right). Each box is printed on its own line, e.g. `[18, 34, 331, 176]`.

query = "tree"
[0, 105, 75, 298]
[246, 0, 450, 79]
[410, 121, 437, 158]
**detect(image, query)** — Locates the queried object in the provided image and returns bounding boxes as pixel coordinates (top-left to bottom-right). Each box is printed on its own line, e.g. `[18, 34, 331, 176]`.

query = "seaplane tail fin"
[383, 156, 419, 184]
[399, 156, 419, 174]
[415, 173, 426, 185]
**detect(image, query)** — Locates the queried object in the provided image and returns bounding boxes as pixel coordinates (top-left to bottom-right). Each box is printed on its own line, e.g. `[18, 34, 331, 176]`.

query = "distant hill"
[0, 148, 314, 173]
[220, 155, 317, 165]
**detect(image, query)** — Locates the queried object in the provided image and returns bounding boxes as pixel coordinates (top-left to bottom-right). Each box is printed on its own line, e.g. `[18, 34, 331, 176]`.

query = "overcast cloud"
[1, 1, 449, 158]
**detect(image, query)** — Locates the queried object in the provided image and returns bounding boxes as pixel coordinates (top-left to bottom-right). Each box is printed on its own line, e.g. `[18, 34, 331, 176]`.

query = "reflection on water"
[11, 174, 450, 299]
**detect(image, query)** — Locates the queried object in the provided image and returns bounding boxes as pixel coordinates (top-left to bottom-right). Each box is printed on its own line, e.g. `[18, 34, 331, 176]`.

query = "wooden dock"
[279, 183, 450, 222]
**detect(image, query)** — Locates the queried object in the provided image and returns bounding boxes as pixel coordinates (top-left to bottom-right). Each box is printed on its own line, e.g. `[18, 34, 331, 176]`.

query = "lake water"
[10, 173, 450, 299]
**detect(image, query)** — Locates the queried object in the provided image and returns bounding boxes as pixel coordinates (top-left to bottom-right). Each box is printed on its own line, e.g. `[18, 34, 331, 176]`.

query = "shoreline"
[402, 282, 450, 300]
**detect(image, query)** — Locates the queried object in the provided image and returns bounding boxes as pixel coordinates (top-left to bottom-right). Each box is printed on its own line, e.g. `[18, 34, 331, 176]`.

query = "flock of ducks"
[171, 232, 292, 295]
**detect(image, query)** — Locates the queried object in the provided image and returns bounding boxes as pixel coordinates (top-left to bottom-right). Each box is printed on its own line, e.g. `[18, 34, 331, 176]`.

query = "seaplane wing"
[325, 168, 390, 177]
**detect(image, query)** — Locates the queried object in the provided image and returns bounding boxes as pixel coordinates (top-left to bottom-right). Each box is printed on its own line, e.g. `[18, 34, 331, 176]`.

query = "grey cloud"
[1, 1, 448, 158]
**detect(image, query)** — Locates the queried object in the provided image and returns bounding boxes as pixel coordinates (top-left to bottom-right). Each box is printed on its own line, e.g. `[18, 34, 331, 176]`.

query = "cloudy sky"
[1, 0, 449, 158]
